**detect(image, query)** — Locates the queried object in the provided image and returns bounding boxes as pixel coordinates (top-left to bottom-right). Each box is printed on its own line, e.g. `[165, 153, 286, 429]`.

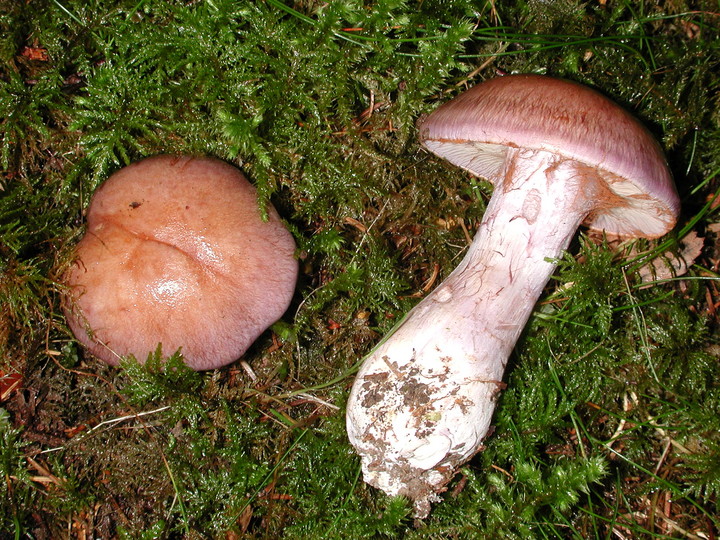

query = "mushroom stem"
[346, 148, 603, 517]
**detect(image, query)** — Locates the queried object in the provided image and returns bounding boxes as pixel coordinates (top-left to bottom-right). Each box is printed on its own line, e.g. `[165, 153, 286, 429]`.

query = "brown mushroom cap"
[63, 155, 298, 370]
[419, 74, 680, 238]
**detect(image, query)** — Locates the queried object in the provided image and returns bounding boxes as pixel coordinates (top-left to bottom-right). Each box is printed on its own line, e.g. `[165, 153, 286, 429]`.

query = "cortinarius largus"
[346, 74, 680, 516]
[63, 155, 297, 371]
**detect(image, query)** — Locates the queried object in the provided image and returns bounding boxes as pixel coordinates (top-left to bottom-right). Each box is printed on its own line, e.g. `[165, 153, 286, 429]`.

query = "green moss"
[0, 409, 34, 536]
[1, 0, 719, 536]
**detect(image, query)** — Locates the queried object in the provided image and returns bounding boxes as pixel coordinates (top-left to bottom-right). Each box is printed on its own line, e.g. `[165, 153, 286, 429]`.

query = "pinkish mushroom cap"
[63, 155, 298, 370]
[419, 74, 680, 238]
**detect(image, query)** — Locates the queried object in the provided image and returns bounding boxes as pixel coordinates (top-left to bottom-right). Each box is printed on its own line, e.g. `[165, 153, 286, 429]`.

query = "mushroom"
[63, 155, 298, 371]
[345, 74, 680, 516]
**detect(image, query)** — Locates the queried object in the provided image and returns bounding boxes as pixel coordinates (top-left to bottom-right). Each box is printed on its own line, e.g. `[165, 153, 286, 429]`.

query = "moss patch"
[1, 0, 719, 537]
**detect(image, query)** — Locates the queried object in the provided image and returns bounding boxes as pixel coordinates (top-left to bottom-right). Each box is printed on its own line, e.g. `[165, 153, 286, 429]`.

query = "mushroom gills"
[426, 140, 675, 238]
